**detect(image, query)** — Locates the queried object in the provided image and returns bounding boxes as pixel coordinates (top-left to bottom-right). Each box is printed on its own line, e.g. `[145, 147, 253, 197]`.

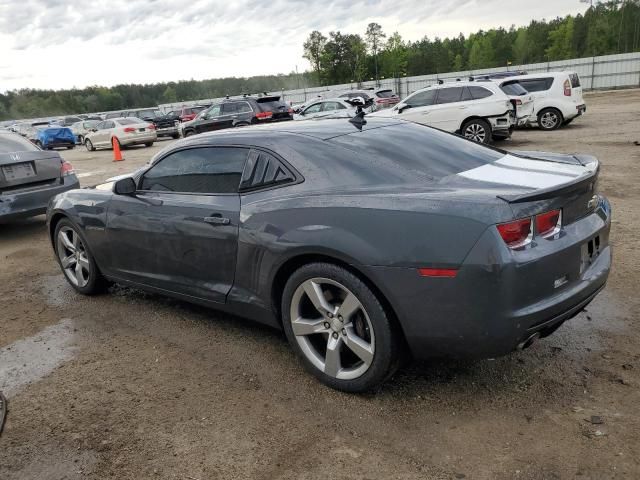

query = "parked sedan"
[70, 120, 101, 144]
[47, 118, 611, 392]
[1, 130, 78, 222]
[84, 117, 157, 151]
[293, 98, 372, 120]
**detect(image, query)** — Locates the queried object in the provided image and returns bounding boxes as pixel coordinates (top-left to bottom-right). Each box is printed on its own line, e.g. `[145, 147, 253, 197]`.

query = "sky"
[0, 0, 587, 92]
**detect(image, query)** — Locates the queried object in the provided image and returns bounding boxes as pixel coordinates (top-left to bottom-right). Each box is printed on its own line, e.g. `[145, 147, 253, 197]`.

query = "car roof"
[506, 71, 575, 81]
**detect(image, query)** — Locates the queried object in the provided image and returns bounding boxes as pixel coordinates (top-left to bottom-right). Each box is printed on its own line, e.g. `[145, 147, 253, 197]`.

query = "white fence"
[158, 51, 640, 112]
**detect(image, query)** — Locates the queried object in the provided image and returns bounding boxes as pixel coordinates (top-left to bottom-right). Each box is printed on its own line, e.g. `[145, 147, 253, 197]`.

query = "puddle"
[0, 318, 77, 397]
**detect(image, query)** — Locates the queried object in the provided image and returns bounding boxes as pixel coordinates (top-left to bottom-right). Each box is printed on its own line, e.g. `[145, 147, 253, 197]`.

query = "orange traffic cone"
[112, 137, 124, 162]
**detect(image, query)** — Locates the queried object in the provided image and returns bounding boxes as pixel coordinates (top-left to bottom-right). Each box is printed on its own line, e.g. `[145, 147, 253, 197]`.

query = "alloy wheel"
[464, 123, 486, 143]
[540, 111, 559, 129]
[56, 226, 91, 288]
[289, 277, 375, 380]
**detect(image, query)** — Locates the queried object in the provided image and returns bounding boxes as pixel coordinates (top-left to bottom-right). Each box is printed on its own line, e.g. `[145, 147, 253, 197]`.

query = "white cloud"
[0, 0, 586, 91]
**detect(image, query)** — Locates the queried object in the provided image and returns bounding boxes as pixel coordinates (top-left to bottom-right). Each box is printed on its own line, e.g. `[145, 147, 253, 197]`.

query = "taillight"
[147, 124, 156, 130]
[536, 209, 562, 238]
[497, 218, 532, 249]
[60, 161, 74, 176]
[563, 79, 571, 96]
[256, 111, 273, 120]
[123, 127, 136, 133]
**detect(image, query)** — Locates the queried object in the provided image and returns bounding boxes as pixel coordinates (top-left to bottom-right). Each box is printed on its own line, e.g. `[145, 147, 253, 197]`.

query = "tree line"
[1, 1, 638, 121]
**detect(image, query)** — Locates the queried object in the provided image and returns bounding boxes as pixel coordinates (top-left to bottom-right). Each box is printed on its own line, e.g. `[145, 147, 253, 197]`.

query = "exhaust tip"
[517, 332, 540, 350]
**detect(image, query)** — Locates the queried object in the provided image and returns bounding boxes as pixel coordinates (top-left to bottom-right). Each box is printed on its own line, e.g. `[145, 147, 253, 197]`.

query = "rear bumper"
[120, 133, 157, 146]
[0, 175, 80, 222]
[154, 125, 179, 137]
[364, 199, 612, 360]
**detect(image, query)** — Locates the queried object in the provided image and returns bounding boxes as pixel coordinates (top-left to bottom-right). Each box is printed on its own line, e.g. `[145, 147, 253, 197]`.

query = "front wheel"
[281, 263, 400, 392]
[462, 118, 492, 144]
[54, 219, 107, 295]
[85, 138, 95, 151]
[537, 108, 563, 131]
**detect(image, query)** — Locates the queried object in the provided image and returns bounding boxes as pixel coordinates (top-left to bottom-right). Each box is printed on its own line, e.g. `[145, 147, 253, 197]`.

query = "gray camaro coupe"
[46, 118, 611, 392]
[1, 130, 79, 222]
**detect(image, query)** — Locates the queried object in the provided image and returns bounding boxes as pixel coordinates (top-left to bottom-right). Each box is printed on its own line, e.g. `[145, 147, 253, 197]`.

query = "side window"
[140, 147, 248, 194]
[406, 89, 436, 107]
[461, 87, 473, 101]
[95, 122, 105, 130]
[321, 102, 344, 112]
[105, 121, 115, 129]
[519, 78, 553, 92]
[240, 149, 296, 191]
[237, 102, 253, 113]
[222, 103, 238, 114]
[206, 105, 221, 117]
[468, 86, 493, 99]
[435, 87, 463, 104]
[304, 103, 323, 114]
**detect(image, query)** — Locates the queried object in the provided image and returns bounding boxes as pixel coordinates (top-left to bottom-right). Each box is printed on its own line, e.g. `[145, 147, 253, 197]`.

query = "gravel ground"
[1, 89, 639, 479]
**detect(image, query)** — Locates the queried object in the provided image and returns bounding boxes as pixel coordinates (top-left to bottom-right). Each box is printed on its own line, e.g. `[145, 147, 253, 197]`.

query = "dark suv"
[181, 96, 293, 137]
[119, 108, 179, 139]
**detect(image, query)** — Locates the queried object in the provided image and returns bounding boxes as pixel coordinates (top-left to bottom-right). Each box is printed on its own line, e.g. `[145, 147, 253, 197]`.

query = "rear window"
[376, 90, 395, 98]
[116, 119, 138, 125]
[329, 122, 503, 181]
[500, 81, 528, 96]
[0, 133, 40, 153]
[518, 78, 554, 92]
[569, 73, 581, 88]
[133, 109, 160, 118]
[256, 99, 288, 112]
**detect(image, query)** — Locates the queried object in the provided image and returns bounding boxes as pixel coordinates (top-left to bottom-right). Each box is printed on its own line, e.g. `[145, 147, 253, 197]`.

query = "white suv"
[370, 81, 515, 144]
[506, 71, 586, 130]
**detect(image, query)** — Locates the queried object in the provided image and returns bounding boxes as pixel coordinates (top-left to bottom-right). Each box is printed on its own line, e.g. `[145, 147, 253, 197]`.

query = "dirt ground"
[1, 89, 639, 480]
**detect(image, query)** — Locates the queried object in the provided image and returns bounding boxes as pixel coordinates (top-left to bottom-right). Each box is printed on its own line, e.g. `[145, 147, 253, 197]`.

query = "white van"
[506, 72, 586, 130]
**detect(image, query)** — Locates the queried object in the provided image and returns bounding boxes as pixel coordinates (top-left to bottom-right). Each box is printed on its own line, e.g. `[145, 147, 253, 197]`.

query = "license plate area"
[580, 235, 601, 274]
[138, 128, 145, 132]
[2, 162, 36, 181]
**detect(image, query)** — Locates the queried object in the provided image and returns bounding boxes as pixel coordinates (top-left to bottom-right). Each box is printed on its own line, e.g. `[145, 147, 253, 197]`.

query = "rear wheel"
[538, 108, 563, 130]
[54, 219, 107, 295]
[235, 122, 250, 127]
[281, 263, 400, 392]
[171, 133, 180, 139]
[144, 142, 153, 147]
[85, 139, 95, 151]
[184, 130, 195, 137]
[462, 118, 492, 144]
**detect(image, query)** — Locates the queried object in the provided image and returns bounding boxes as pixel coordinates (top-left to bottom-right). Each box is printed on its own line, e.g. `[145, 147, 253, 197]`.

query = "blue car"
[34, 126, 76, 150]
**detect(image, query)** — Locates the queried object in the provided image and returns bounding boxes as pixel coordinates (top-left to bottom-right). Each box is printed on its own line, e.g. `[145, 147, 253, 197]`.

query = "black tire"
[281, 262, 400, 392]
[66, 145, 74, 150]
[235, 122, 250, 128]
[184, 130, 195, 137]
[53, 218, 108, 295]
[144, 142, 153, 147]
[171, 134, 180, 139]
[537, 107, 563, 131]
[77, 135, 84, 145]
[85, 138, 95, 151]
[461, 118, 492, 144]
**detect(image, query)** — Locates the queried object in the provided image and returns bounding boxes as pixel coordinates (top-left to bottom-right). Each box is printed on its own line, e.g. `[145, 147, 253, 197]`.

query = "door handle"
[203, 215, 230, 225]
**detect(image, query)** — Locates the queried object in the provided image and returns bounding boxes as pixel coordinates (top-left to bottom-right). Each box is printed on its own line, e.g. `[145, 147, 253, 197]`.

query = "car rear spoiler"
[496, 160, 599, 204]
[256, 96, 281, 103]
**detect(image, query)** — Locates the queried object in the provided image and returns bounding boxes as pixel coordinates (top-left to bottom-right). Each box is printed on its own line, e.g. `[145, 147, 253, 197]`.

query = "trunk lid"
[0, 150, 63, 192]
[456, 151, 599, 224]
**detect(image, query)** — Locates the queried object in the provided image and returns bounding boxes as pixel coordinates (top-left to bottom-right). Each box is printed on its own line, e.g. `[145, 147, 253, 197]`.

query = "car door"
[105, 146, 247, 303]
[94, 121, 114, 146]
[395, 89, 437, 125]
[194, 104, 224, 133]
[298, 102, 324, 119]
[425, 87, 465, 131]
[220, 102, 243, 128]
[518, 77, 554, 116]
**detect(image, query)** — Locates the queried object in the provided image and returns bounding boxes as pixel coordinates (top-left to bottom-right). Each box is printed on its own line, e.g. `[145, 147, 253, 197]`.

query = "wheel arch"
[459, 115, 490, 131]
[270, 252, 409, 350]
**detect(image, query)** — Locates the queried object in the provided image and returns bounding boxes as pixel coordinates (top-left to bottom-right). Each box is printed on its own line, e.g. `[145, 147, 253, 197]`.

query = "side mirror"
[114, 177, 136, 195]
[397, 102, 410, 113]
[90, 128, 98, 132]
